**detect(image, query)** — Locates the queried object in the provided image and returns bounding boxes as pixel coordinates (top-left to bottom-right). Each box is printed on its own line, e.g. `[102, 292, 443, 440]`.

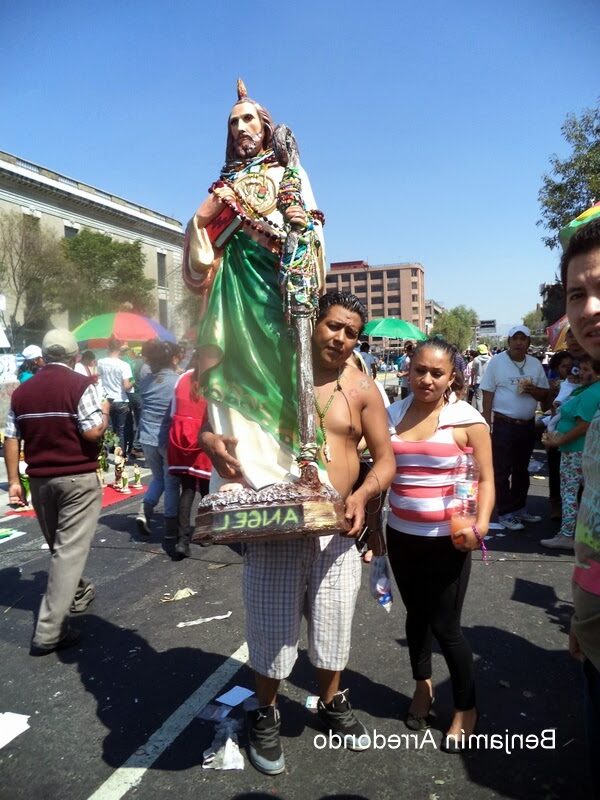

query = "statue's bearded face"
[229, 101, 263, 159]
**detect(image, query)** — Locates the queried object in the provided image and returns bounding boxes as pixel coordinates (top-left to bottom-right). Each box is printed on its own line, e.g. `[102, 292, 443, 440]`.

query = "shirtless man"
[201, 291, 395, 775]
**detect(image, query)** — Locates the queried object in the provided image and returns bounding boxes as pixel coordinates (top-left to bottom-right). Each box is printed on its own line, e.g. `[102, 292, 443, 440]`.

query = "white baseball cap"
[508, 325, 531, 338]
[22, 344, 43, 360]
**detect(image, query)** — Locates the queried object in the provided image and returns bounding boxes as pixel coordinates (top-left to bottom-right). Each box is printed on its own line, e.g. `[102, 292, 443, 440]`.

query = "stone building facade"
[0, 150, 185, 347]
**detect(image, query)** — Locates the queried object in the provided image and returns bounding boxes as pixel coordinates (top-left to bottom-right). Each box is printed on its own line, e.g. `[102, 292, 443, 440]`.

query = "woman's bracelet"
[471, 524, 489, 563]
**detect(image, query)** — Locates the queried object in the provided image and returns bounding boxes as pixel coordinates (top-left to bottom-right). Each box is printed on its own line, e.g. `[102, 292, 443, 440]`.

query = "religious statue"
[184, 80, 346, 542]
[132, 464, 142, 489]
[113, 446, 125, 490]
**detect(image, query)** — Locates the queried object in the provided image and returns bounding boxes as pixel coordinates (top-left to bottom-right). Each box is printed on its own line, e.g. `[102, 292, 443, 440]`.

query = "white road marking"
[87, 642, 250, 799]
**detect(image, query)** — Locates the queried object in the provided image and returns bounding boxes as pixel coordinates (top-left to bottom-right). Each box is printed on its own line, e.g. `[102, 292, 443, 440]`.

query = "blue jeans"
[142, 444, 180, 518]
[109, 401, 130, 455]
[583, 658, 600, 797]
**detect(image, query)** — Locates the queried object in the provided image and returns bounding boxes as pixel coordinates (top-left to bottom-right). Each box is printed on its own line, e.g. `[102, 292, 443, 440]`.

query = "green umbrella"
[363, 317, 426, 340]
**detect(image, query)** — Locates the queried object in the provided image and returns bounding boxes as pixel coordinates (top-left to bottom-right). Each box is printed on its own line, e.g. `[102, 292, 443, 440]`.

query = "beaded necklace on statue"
[220, 149, 279, 182]
[210, 149, 326, 251]
[314, 371, 342, 463]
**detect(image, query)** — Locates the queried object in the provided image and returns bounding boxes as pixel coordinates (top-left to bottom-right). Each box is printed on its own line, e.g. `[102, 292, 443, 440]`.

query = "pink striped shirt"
[387, 397, 487, 538]
[389, 427, 463, 537]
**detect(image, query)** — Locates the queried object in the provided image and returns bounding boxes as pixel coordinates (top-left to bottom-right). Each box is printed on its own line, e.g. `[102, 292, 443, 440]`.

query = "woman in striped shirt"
[387, 338, 494, 752]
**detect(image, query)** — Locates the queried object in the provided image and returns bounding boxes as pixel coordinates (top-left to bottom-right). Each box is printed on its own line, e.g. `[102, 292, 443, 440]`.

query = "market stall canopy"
[363, 317, 426, 340]
[72, 312, 176, 349]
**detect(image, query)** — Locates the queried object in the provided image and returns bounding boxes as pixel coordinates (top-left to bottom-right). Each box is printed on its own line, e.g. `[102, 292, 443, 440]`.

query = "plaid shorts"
[243, 534, 362, 679]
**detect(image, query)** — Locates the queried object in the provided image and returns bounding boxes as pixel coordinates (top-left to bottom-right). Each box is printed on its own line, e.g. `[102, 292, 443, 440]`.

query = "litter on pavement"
[176, 611, 232, 628]
[0, 712, 30, 749]
[215, 686, 254, 707]
[161, 588, 198, 603]
[197, 703, 232, 722]
[202, 719, 244, 770]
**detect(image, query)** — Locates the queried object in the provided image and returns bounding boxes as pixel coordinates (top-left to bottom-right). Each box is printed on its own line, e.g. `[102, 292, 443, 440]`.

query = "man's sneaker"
[540, 534, 575, 550]
[317, 689, 370, 751]
[514, 511, 542, 524]
[246, 705, 285, 775]
[498, 514, 525, 531]
[70, 581, 95, 613]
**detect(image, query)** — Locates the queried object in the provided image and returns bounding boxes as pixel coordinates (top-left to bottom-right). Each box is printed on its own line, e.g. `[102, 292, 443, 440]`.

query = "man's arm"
[78, 385, 110, 443]
[121, 362, 133, 393]
[343, 388, 395, 537]
[198, 417, 242, 480]
[521, 362, 549, 406]
[4, 436, 25, 505]
[482, 390, 494, 426]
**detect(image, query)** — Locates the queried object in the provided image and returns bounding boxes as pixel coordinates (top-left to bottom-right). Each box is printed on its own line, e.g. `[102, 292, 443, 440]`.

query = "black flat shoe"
[440, 709, 479, 754]
[405, 698, 434, 731]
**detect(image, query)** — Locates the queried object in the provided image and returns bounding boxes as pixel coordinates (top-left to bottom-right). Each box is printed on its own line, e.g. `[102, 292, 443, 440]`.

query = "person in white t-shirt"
[359, 342, 379, 379]
[470, 344, 491, 412]
[480, 325, 549, 530]
[74, 350, 97, 378]
[97, 337, 133, 454]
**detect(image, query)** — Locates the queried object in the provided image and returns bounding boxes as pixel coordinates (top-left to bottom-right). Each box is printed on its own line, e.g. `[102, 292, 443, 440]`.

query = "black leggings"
[386, 527, 475, 710]
[178, 475, 210, 533]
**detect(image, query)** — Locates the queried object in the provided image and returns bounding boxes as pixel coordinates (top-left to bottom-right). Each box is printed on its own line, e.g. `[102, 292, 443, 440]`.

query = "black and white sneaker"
[317, 689, 370, 751]
[246, 704, 285, 775]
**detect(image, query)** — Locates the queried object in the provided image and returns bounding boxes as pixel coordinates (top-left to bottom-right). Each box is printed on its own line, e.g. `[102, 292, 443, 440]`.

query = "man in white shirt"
[470, 343, 492, 412]
[481, 325, 549, 530]
[358, 342, 378, 379]
[97, 337, 133, 454]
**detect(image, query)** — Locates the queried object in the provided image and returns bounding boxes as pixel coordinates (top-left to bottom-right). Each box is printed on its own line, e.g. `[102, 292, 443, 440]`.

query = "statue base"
[191, 473, 349, 546]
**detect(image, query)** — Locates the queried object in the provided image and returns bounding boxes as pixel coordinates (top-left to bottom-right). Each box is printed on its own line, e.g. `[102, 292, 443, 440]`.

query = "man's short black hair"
[317, 292, 367, 333]
[359, 342, 370, 352]
[560, 218, 600, 288]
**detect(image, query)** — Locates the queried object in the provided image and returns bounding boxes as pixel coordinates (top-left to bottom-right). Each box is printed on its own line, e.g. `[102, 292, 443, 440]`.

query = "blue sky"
[1, 0, 598, 329]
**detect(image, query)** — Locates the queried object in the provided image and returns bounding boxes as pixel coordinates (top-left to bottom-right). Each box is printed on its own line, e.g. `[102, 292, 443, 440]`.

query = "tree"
[176, 289, 202, 333]
[522, 307, 547, 347]
[539, 282, 565, 327]
[0, 210, 67, 343]
[431, 305, 478, 352]
[62, 229, 156, 320]
[538, 101, 600, 249]
[522, 307, 544, 334]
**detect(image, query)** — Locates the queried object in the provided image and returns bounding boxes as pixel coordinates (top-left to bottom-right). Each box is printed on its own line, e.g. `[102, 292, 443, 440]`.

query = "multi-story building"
[424, 298, 445, 334]
[325, 260, 426, 332]
[0, 150, 185, 344]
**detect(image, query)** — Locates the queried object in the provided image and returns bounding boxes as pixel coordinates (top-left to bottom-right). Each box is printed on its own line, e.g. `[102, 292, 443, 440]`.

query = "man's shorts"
[243, 534, 362, 679]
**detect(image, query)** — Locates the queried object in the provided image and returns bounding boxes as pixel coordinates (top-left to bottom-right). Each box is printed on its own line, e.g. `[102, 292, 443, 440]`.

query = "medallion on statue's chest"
[235, 172, 277, 216]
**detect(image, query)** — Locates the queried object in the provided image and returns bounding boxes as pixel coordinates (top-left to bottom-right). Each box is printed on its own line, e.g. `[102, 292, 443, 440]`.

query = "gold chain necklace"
[314, 371, 342, 463]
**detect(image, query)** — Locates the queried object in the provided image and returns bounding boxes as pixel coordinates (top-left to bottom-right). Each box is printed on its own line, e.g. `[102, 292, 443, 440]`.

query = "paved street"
[0, 448, 591, 800]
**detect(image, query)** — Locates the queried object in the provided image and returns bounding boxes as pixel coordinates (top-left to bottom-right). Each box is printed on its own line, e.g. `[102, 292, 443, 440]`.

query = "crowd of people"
[4, 80, 599, 794]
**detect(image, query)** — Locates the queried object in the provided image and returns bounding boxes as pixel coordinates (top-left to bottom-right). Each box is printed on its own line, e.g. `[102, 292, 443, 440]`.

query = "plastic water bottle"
[451, 447, 479, 539]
